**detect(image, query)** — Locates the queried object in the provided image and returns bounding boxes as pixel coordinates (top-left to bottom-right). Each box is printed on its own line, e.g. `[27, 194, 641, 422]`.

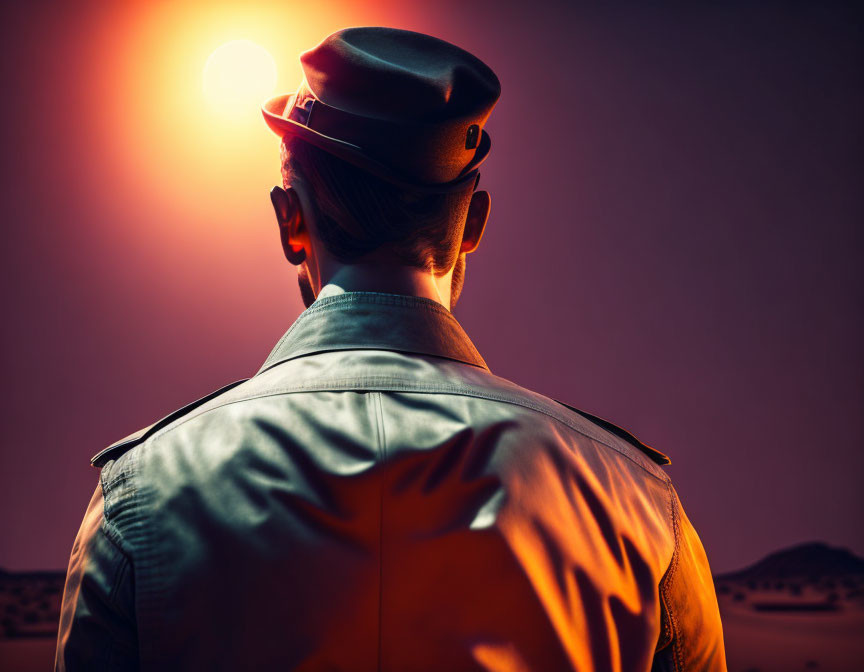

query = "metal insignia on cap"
[288, 95, 316, 126]
[465, 124, 479, 150]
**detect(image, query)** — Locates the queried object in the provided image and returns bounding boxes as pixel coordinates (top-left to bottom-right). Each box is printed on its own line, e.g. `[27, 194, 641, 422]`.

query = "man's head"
[262, 27, 500, 308]
[270, 136, 491, 308]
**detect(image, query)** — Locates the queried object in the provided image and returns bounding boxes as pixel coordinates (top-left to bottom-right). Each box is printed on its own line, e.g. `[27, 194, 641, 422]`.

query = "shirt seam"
[99, 466, 136, 559]
[259, 347, 488, 378]
[372, 392, 387, 672]
[140, 382, 669, 484]
[307, 290, 455, 315]
[102, 527, 132, 602]
[662, 481, 683, 671]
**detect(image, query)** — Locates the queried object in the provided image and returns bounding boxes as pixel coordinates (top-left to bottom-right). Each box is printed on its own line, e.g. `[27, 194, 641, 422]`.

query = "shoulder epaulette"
[90, 379, 249, 468]
[553, 399, 671, 466]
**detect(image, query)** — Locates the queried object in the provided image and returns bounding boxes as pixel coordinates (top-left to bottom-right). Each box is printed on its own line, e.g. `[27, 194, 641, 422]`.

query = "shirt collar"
[257, 288, 489, 375]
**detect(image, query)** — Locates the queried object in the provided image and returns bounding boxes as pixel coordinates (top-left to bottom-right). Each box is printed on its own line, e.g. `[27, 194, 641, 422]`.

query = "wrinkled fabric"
[57, 289, 726, 671]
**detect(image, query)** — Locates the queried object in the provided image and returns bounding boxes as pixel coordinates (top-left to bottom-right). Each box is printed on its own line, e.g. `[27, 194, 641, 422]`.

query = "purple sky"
[1, 1, 861, 573]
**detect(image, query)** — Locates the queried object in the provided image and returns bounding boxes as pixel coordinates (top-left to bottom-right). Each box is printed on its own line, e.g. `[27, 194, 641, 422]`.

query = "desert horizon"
[3, 540, 863, 671]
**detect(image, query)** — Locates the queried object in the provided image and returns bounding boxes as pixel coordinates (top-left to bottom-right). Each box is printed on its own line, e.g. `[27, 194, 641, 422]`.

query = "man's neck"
[317, 263, 453, 310]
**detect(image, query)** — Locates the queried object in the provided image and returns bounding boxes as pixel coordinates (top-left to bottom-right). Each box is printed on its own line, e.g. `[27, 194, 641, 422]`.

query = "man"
[56, 27, 726, 671]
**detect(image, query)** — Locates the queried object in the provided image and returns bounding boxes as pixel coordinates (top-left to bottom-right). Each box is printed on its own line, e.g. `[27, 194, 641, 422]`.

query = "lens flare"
[203, 39, 277, 114]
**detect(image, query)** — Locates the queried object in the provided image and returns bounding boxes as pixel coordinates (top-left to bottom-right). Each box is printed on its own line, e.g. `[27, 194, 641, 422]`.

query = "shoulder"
[550, 398, 671, 467]
[470, 371, 672, 480]
[532, 395, 671, 481]
[91, 378, 249, 469]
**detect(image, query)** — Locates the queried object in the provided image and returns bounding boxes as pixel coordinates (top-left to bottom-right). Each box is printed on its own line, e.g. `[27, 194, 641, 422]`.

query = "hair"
[280, 138, 474, 274]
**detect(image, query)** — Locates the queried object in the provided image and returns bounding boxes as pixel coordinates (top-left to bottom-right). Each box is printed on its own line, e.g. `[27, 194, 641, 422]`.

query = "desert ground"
[2, 542, 863, 671]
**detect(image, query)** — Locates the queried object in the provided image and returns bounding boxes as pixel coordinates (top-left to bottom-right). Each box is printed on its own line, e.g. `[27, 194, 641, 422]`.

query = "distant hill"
[0, 569, 64, 639]
[713, 542, 864, 672]
[715, 541, 864, 582]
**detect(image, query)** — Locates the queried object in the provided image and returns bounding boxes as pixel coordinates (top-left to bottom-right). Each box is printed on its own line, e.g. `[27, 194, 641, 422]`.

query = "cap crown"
[263, 27, 501, 189]
[301, 27, 501, 124]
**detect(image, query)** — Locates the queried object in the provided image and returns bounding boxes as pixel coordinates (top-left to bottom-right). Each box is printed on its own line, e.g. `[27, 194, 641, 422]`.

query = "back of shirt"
[56, 292, 726, 671]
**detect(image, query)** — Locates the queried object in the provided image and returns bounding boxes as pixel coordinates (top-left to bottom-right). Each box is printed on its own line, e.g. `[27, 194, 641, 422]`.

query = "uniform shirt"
[56, 288, 726, 671]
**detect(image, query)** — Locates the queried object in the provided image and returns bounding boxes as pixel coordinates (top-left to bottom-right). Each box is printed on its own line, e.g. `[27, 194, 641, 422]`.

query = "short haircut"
[280, 138, 474, 274]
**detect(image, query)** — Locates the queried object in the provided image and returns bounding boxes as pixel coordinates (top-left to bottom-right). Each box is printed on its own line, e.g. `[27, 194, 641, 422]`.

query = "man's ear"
[270, 186, 307, 265]
[460, 190, 491, 254]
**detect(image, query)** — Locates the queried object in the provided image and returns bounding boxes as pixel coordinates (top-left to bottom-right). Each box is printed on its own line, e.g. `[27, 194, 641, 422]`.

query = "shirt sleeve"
[55, 482, 139, 671]
[653, 484, 727, 672]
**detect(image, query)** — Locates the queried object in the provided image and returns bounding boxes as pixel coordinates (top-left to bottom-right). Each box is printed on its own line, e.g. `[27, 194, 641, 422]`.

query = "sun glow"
[203, 39, 277, 114]
[93, 1, 360, 242]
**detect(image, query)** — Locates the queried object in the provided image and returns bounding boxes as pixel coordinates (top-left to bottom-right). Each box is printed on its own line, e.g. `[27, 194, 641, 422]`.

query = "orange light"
[203, 39, 278, 115]
[87, 0, 388, 246]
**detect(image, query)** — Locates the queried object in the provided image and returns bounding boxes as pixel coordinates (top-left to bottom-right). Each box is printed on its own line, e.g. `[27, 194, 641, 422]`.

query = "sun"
[203, 39, 277, 113]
